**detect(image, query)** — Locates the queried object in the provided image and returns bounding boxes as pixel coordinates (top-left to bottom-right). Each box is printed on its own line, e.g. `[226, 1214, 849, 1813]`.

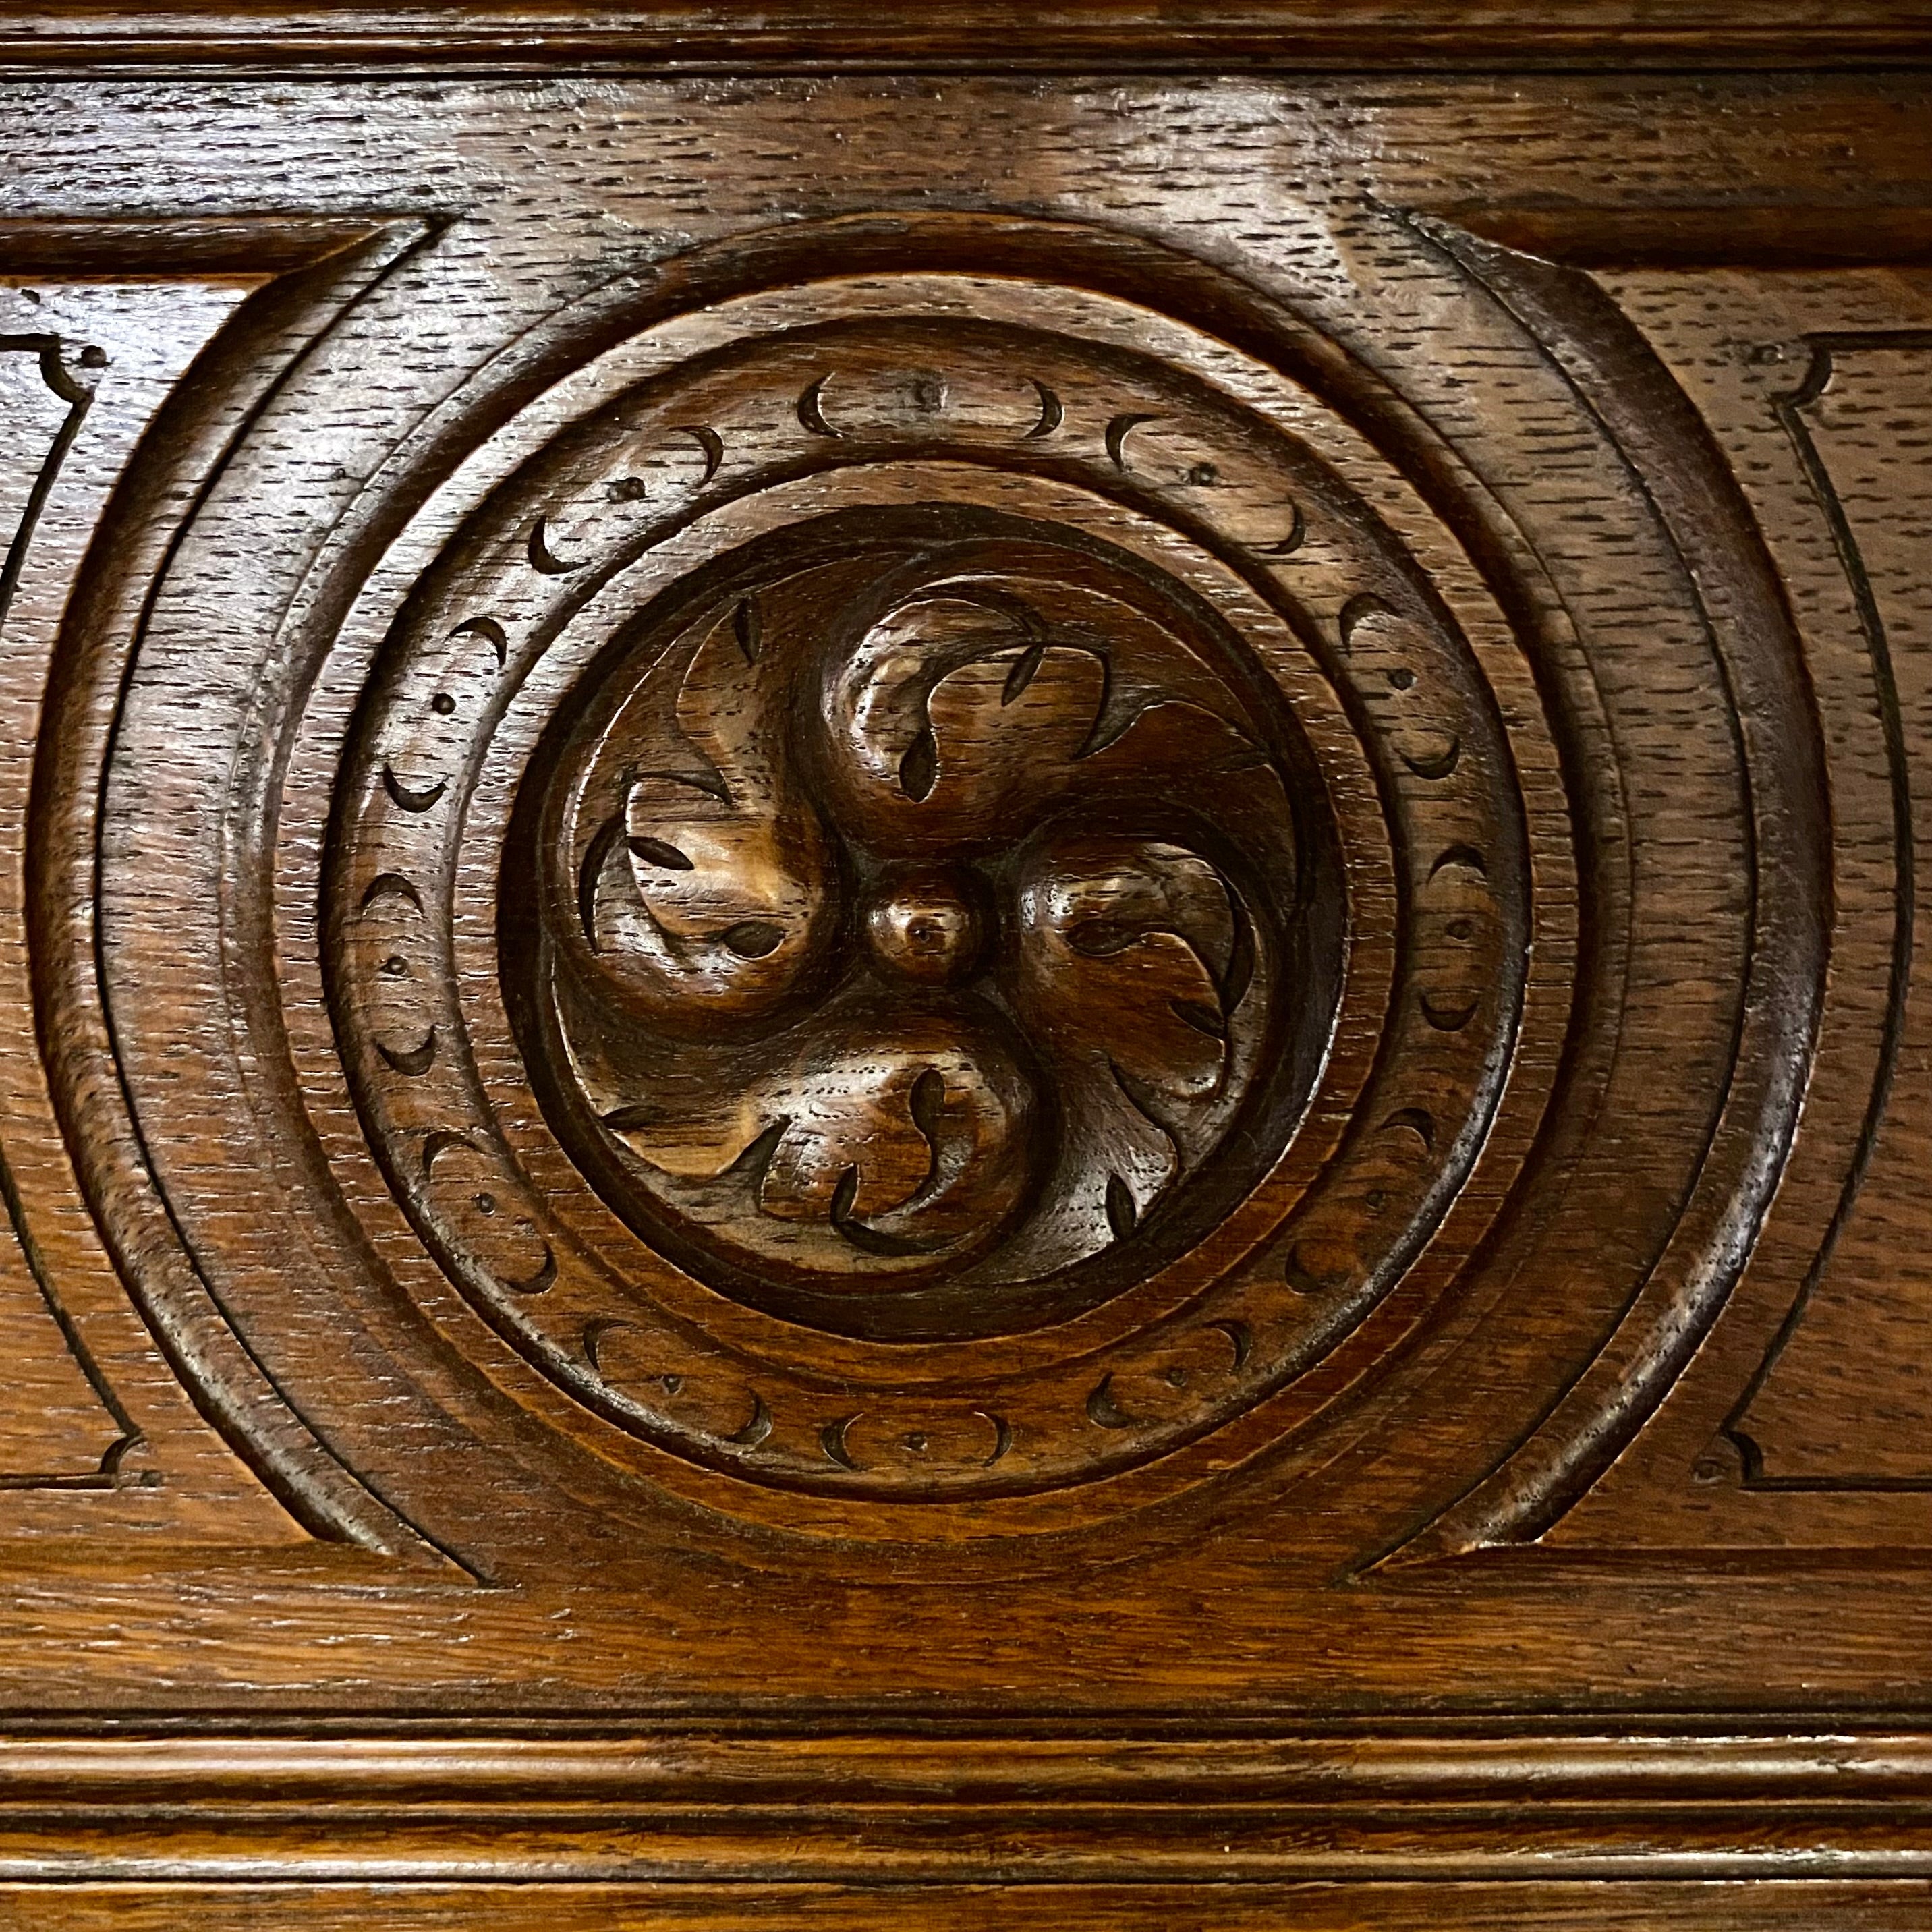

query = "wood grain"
[15, 1883, 1932, 1932]
[0, 42, 1926, 1925]
[0, 2, 1929, 69]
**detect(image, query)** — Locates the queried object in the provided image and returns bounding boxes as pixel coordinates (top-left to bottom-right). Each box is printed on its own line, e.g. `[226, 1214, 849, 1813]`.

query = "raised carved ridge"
[26, 213, 453, 1555]
[327, 273, 1529, 1516]
[0, 1724, 1929, 1884]
[1725, 330, 1932, 1492]
[0, 328, 144, 1489]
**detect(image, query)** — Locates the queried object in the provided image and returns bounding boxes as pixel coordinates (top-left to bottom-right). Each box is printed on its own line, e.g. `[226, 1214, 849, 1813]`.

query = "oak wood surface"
[2, 3, 1931, 69]
[0, 19, 1928, 1924]
[21, 1883, 1932, 1932]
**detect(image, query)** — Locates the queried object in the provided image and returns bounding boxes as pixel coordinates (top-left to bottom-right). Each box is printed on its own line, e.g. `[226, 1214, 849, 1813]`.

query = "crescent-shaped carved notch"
[1428, 843, 1487, 881]
[1209, 1318, 1253, 1369]
[1338, 591, 1391, 650]
[797, 375, 839, 438]
[826, 1162, 949, 1259]
[527, 515, 588, 575]
[498, 1240, 557, 1295]
[378, 1027, 438, 1077]
[1380, 1106, 1437, 1154]
[1400, 734, 1462, 782]
[1419, 992, 1479, 1032]
[976, 1410, 1014, 1466]
[421, 1127, 480, 1177]
[577, 813, 627, 953]
[820, 1414, 861, 1470]
[733, 597, 762, 666]
[579, 1316, 631, 1373]
[448, 614, 509, 668]
[1023, 377, 1063, 441]
[1085, 1373, 1139, 1430]
[382, 766, 447, 814]
[1284, 1241, 1347, 1297]
[360, 871, 424, 915]
[727, 1392, 773, 1448]
[1104, 411, 1161, 471]
[670, 422, 725, 484]
[1249, 501, 1307, 557]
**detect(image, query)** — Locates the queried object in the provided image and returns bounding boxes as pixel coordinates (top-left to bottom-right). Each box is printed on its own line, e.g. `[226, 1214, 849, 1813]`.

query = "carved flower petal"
[1078, 696, 1274, 801]
[919, 644, 1107, 809]
[1012, 834, 1237, 1108]
[755, 1003, 1038, 1261]
[604, 1087, 770, 1182]
[820, 592, 1107, 853]
[593, 998, 1039, 1274]
[574, 598, 835, 1029]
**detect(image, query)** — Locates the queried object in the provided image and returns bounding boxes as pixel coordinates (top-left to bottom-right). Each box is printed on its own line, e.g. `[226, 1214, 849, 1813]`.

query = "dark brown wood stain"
[0, 10, 1925, 1924]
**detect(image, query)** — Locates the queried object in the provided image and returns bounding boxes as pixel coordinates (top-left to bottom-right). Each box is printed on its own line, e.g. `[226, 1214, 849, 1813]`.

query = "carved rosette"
[325, 273, 1535, 1514]
[533, 530, 1302, 1334]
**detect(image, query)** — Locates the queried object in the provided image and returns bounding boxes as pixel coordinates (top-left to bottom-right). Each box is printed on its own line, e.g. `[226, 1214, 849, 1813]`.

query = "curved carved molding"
[1378, 212, 1829, 1562]
[27, 213, 453, 1558]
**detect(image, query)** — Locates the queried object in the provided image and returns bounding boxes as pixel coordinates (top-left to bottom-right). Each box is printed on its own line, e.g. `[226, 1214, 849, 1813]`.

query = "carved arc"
[0, 332, 142, 1484]
[29, 214, 454, 1557]
[1379, 214, 1827, 1563]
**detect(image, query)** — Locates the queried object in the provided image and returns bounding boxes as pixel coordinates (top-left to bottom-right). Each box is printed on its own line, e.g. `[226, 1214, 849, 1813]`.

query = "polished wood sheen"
[0, 7, 1929, 1924]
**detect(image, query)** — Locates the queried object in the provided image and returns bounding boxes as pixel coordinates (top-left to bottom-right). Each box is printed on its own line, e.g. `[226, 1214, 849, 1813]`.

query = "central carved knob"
[865, 866, 986, 984]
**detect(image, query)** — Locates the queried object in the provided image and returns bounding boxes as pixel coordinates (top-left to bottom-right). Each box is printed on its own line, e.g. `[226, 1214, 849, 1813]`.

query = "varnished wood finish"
[0, 16, 1931, 1924]
[2, 3, 1931, 69]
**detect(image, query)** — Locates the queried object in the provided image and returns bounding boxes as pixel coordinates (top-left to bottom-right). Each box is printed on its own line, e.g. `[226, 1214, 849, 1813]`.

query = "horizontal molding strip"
[6, 1728, 1932, 1882]
[0, 4, 1929, 69]
[9, 1726, 1932, 1802]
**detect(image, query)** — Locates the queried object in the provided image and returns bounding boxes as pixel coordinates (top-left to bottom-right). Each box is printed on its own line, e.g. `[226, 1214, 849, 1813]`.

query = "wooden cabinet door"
[2, 9, 1931, 1925]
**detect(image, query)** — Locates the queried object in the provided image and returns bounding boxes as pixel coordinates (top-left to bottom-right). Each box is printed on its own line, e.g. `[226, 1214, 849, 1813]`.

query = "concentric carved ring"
[326, 277, 1533, 1510]
[29, 210, 1815, 1568]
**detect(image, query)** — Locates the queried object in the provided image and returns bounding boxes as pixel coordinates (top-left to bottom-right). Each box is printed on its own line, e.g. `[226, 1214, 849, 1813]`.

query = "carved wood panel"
[0, 36, 1929, 1925]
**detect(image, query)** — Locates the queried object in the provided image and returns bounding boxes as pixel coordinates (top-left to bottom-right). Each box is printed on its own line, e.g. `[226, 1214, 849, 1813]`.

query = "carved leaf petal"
[673, 594, 769, 773]
[755, 1004, 1037, 1262]
[580, 600, 834, 1028]
[919, 644, 1107, 812]
[587, 996, 1043, 1282]
[1078, 695, 1270, 795]
[1013, 835, 1236, 1107]
[820, 593, 1106, 853]
[604, 1089, 770, 1182]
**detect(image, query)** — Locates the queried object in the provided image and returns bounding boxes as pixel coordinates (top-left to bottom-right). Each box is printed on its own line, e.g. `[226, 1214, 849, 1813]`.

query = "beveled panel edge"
[16, 205, 463, 1564]
[0, 3, 1927, 72]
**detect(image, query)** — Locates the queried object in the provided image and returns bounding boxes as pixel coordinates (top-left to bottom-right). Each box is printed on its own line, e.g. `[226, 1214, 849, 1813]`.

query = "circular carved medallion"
[325, 276, 1534, 1511]
[41, 209, 1824, 1572]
